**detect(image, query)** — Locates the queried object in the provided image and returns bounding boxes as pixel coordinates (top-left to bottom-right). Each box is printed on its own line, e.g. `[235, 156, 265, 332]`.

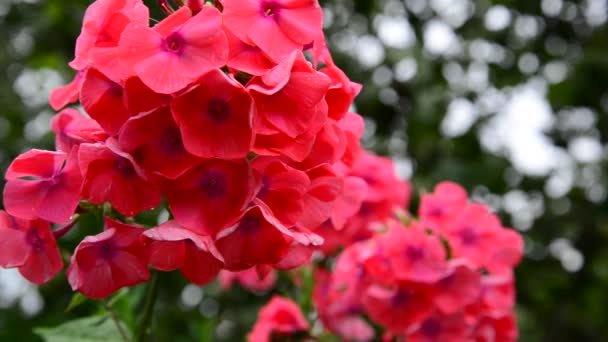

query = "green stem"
[136, 271, 159, 342]
[102, 301, 129, 342]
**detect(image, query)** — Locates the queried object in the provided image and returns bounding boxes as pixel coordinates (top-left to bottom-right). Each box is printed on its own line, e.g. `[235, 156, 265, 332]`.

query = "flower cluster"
[313, 150, 412, 255]
[219, 267, 277, 293]
[0, 0, 365, 299]
[313, 182, 523, 341]
[248, 296, 309, 342]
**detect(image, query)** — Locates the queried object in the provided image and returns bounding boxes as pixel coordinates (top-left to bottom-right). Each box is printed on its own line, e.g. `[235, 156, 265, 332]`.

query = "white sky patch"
[467, 61, 489, 92]
[544, 151, 576, 198]
[394, 57, 418, 82]
[542, 0, 563, 17]
[543, 61, 569, 83]
[441, 97, 478, 137]
[356, 35, 385, 69]
[469, 39, 507, 64]
[484, 5, 512, 31]
[374, 15, 416, 49]
[514, 15, 542, 40]
[479, 84, 560, 176]
[568, 136, 604, 163]
[0, 268, 43, 317]
[583, 0, 608, 26]
[430, 0, 474, 28]
[423, 19, 461, 56]
[14, 68, 63, 109]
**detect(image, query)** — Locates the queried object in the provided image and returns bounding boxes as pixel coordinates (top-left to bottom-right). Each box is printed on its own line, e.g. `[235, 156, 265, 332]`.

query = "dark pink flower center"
[207, 98, 231, 123]
[392, 289, 411, 305]
[359, 202, 373, 216]
[200, 170, 226, 198]
[261, 1, 280, 17]
[405, 245, 424, 261]
[159, 127, 184, 154]
[427, 205, 444, 218]
[164, 32, 185, 55]
[26, 230, 44, 253]
[459, 227, 477, 245]
[115, 158, 136, 177]
[46, 173, 62, 187]
[107, 81, 123, 97]
[420, 318, 441, 337]
[98, 241, 116, 259]
[239, 216, 261, 233]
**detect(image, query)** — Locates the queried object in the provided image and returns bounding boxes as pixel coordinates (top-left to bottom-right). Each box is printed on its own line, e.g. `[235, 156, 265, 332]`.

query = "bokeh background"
[0, 0, 607, 341]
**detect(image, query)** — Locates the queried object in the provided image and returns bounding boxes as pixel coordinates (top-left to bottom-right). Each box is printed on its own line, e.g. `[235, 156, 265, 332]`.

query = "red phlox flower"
[306, 34, 333, 68]
[432, 259, 482, 314]
[171, 69, 254, 159]
[222, 0, 323, 62]
[123, 76, 172, 114]
[4, 148, 82, 224]
[247, 296, 309, 342]
[253, 124, 319, 162]
[334, 204, 385, 247]
[442, 203, 501, 269]
[219, 267, 277, 292]
[323, 243, 371, 315]
[70, 0, 149, 81]
[362, 282, 434, 333]
[78, 139, 161, 216]
[158, 158, 254, 236]
[485, 227, 524, 275]
[271, 226, 323, 270]
[473, 312, 518, 342]
[311, 174, 368, 256]
[119, 6, 228, 94]
[294, 120, 347, 170]
[0, 211, 63, 284]
[321, 63, 362, 120]
[249, 55, 330, 139]
[406, 311, 472, 342]
[51, 108, 107, 153]
[49, 71, 84, 111]
[118, 106, 200, 179]
[215, 205, 294, 271]
[313, 268, 374, 341]
[141, 220, 224, 285]
[328, 316, 375, 342]
[474, 273, 516, 317]
[297, 165, 343, 230]
[366, 222, 447, 283]
[67, 218, 149, 299]
[249, 51, 296, 93]
[311, 219, 344, 255]
[225, 28, 276, 76]
[419, 181, 468, 232]
[327, 152, 410, 251]
[337, 112, 365, 167]
[329, 176, 367, 231]
[79, 68, 130, 136]
[252, 157, 310, 227]
[351, 151, 411, 205]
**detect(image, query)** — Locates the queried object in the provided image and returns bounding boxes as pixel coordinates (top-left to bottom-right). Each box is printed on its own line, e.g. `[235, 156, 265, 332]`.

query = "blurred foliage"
[0, 0, 607, 341]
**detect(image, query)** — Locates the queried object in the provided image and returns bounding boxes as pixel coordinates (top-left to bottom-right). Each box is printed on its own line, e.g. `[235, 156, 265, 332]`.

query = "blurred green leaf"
[64, 293, 88, 313]
[34, 315, 130, 342]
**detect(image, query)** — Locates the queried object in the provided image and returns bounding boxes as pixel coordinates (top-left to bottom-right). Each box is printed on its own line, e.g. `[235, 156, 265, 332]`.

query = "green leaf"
[106, 288, 129, 308]
[64, 293, 88, 312]
[35, 315, 131, 342]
